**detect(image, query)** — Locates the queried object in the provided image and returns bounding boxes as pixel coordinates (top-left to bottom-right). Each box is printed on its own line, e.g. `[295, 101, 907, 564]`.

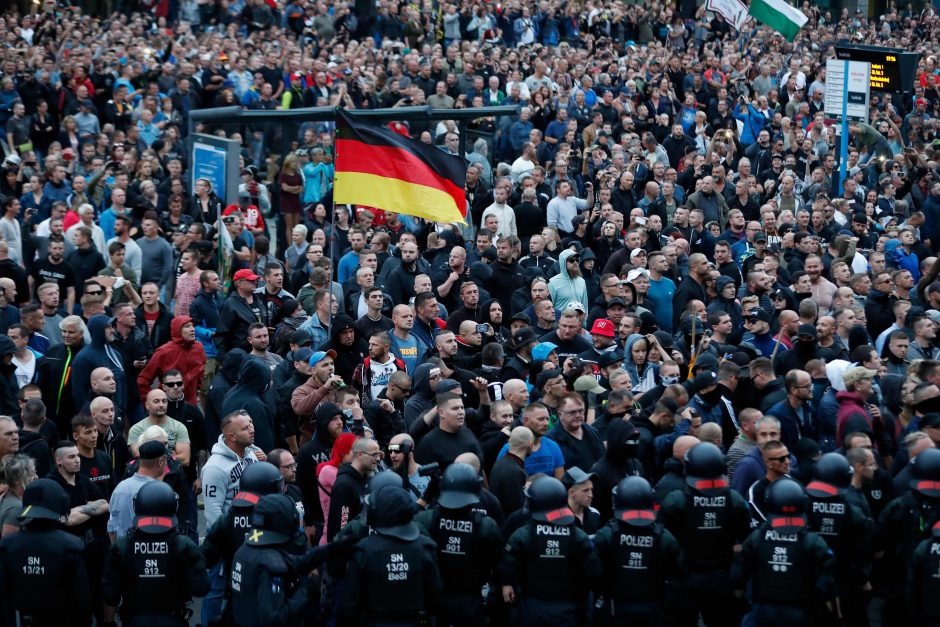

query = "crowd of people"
[2, 0, 940, 625]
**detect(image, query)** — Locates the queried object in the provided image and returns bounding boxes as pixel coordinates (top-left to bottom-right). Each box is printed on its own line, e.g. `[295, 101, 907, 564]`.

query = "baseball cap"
[139, 440, 167, 460]
[536, 368, 564, 389]
[531, 342, 558, 362]
[744, 309, 770, 323]
[626, 268, 651, 282]
[309, 349, 337, 368]
[565, 302, 587, 314]
[797, 324, 817, 339]
[920, 413, 940, 429]
[917, 97, 928, 106]
[852, 212, 868, 224]
[843, 366, 877, 387]
[289, 347, 314, 363]
[590, 319, 615, 337]
[511, 327, 538, 349]
[598, 351, 624, 368]
[510, 312, 532, 325]
[630, 248, 647, 259]
[291, 329, 313, 346]
[233, 269, 260, 282]
[754, 232, 768, 243]
[606, 297, 626, 309]
[687, 371, 719, 395]
[561, 466, 597, 489]
[291, 72, 304, 81]
[927, 310, 940, 325]
[573, 375, 606, 395]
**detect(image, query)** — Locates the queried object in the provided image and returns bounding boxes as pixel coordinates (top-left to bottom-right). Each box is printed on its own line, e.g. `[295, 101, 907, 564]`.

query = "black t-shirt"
[414, 426, 484, 470]
[30, 257, 75, 298]
[79, 450, 114, 498]
[48, 470, 108, 541]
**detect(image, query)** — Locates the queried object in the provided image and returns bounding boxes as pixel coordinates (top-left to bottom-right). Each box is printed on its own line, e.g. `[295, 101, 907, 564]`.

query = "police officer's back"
[339, 485, 443, 625]
[414, 463, 502, 626]
[875, 447, 940, 627]
[201, 462, 284, 577]
[732, 478, 835, 625]
[593, 476, 684, 627]
[0, 479, 92, 625]
[230, 493, 340, 627]
[906, 516, 940, 623]
[657, 442, 750, 627]
[804, 453, 872, 622]
[102, 481, 210, 626]
[498, 476, 601, 627]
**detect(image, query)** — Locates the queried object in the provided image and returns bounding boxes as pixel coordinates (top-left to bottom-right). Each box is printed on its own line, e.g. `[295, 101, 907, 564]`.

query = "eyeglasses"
[560, 409, 585, 416]
[362, 450, 384, 460]
[279, 462, 297, 470]
[163, 381, 184, 387]
[85, 290, 103, 296]
[568, 257, 580, 263]
[791, 383, 811, 389]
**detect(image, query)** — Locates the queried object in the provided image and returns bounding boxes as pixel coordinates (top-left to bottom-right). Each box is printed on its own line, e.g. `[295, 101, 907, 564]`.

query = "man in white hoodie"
[548, 249, 589, 314]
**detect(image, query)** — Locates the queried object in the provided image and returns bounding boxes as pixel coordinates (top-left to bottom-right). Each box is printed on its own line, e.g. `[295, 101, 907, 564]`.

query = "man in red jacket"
[137, 316, 205, 405]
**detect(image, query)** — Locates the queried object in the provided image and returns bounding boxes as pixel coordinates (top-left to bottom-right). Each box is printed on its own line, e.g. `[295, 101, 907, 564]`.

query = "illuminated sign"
[835, 43, 919, 94]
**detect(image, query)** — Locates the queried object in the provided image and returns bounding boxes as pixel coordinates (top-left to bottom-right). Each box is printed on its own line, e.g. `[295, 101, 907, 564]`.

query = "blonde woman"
[279, 153, 304, 233]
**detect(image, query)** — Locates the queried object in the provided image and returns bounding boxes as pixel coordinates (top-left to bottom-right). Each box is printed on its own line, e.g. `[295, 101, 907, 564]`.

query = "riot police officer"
[875, 447, 940, 627]
[906, 515, 940, 622]
[593, 476, 684, 627]
[102, 481, 210, 626]
[733, 478, 835, 626]
[201, 461, 284, 626]
[804, 452, 872, 626]
[415, 462, 503, 626]
[498, 476, 601, 627]
[658, 442, 750, 627]
[0, 478, 92, 626]
[339, 485, 443, 625]
[230, 493, 340, 627]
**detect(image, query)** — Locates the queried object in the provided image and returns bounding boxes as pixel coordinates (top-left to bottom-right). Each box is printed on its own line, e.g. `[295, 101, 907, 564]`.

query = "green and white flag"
[749, 0, 808, 41]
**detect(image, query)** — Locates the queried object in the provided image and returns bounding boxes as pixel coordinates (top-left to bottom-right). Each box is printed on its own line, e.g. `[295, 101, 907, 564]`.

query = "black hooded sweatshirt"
[221, 356, 277, 452]
[327, 462, 369, 542]
[206, 349, 246, 443]
[296, 403, 343, 526]
[321, 313, 367, 383]
[590, 419, 645, 521]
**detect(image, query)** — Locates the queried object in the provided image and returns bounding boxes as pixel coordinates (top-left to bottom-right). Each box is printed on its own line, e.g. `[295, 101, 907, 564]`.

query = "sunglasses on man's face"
[163, 380, 184, 387]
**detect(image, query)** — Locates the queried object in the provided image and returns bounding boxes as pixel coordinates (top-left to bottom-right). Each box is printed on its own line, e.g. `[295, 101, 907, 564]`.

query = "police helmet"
[246, 494, 301, 546]
[766, 478, 807, 534]
[438, 462, 483, 509]
[612, 476, 655, 526]
[910, 448, 940, 498]
[233, 461, 284, 507]
[134, 481, 179, 534]
[372, 485, 419, 541]
[365, 470, 404, 506]
[527, 477, 574, 525]
[807, 453, 853, 498]
[685, 442, 728, 494]
[18, 478, 69, 522]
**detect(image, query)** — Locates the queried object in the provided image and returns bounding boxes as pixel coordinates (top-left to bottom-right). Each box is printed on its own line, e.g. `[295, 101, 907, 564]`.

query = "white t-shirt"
[369, 355, 399, 401]
[12, 352, 36, 389]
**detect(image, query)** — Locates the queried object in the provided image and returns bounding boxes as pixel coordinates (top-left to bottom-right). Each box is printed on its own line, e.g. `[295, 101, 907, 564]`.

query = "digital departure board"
[835, 43, 920, 94]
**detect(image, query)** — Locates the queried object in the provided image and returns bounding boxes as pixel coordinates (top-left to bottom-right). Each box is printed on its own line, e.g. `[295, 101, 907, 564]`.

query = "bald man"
[454, 451, 505, 526]
[653, 435, 700, 505]
[127, 388, 191, 466]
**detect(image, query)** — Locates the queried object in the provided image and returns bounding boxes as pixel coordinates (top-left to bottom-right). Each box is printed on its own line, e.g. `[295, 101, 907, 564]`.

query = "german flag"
[334, 109, 467, 224]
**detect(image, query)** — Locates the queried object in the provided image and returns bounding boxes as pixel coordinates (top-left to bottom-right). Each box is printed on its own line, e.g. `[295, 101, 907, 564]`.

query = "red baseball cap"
[590, 319, 615, 338]
[232, 269, 260, 282]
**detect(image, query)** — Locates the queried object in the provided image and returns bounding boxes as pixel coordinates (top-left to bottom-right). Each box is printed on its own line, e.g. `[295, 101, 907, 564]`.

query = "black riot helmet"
[234, 462, 284, 507]
[247, 494, 301, 546]
[373, 486, 419, 541]
[807, 453, 853, 498]
[766, 478, 807, 534]
[527, 477, 574, 525]
[134, 481, 180, 534]
[366, 471, 405, 527]
[685, 442, 728, 494]
[438, 462, 483, 509]
[19, 478, 70, 523]
[613, 476, 655, 526]
[911, 448, 940, 499]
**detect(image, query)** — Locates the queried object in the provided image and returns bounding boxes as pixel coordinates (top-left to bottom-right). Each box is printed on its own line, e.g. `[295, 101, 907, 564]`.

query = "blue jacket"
[189, 289, 223, 358]
[70, 315, 127, 412]
[733, 103, 769, 145]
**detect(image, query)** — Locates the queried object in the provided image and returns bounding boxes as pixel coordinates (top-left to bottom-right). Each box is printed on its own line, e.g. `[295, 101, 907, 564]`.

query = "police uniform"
[804, 453, 872, 626]
[230, 494, 338, 627]
[732, 478, 835, 626]
[874, 448, 940, 627]
[498, 477, 602, 627]
[0, 479, 92, 626]
[657, 443, 750, 627]
[414, 463, 503, 626]
[592, 476, 684, 627]
[340, 485, 443, 626]
[906, 520, 940, 623]
[102, 481, 210, 626]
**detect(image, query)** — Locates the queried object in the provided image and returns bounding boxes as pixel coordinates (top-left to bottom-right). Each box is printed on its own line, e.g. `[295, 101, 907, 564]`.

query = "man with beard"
[672, 253, 709, 330]
[322, 314, 367, 383]
[805, 254, 837, 311]
[577, 318, 617, 367]
[446, 280, 484, 333]
[161, 368, 207, 539]
[866, 271, 898, 340]
[296, 402, 345, 538]
[488, 236, 526, 315]
[816, 315, 850, 362]
[353, 331, 406, 405]
[245, 322, 282, 371]
[386, 240, 423, 306]
[766, 369, 816, 450]
[538, 311, 591, 364]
